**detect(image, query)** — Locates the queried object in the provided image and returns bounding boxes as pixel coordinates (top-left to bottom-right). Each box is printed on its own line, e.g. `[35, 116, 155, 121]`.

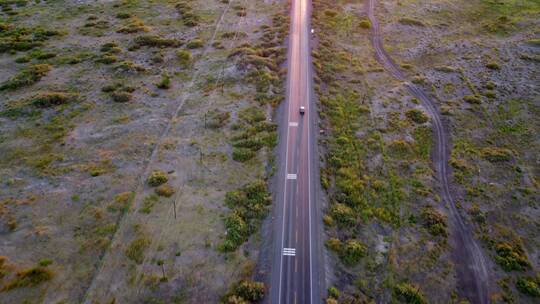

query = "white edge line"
[278, 0, 296, 301]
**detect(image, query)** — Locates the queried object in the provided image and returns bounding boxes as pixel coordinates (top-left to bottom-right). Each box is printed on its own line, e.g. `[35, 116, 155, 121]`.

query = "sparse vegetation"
[2, 266, 53, 291]
[220, 180, 271, 251]
[0, 64, 51, 91]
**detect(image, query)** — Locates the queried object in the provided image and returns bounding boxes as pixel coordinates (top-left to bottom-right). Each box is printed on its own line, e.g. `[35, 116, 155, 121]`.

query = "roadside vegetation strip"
[221, 6, 289, 251]
[366, 0, 489, 302]
[81, 0, 236, 300]
[310, 0, 470, 302]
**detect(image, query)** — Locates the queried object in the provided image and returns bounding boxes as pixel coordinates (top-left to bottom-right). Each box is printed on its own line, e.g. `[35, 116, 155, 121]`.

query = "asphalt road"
[367, 0, 489, 302]
[269, 0, 322, 303]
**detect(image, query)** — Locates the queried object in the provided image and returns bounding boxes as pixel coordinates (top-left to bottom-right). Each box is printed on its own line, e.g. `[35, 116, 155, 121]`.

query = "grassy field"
[0, 0, 286, 303]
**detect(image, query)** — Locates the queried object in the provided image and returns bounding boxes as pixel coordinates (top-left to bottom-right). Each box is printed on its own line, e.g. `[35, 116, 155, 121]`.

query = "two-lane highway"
[270, 0, 321, 303]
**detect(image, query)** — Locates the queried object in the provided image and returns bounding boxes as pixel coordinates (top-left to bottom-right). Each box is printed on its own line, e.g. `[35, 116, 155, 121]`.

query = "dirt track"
[366, 0, 490, 302]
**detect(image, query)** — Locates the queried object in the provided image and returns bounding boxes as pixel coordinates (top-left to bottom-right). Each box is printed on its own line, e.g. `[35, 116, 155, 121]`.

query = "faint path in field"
[81, 1, 236, 302]
[366, 0, 489, 302]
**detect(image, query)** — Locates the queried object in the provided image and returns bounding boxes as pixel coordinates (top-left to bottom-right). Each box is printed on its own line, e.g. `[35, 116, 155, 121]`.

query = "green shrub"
[232, 147, 256, 162]
[117, 19, 149, 33]
[328, 286, 340, 299]
[486, 62, 501, 70]
[330, 203, 356, 227]
[30, 92, 77, 107]
[147, 170, 168, 187]
[155, 184, 175, 197]
[133, 35, 182, 48]
[398, 18, 425, 27]
[221, 180, 271, 251]
[420, 205, 448, 237]
[96, 54, 117, 64]
[516, 276, 540, 297]
[340, 239, 367, 265]
[393, 283, 427, 304]
[38, 259, 52, 267]
[156, 74, 171, 89]
[2, 267, 53, 291]
[387, 140, 412, 157]
[206, 110, 230, 129]
[176, 49, 192, 66]
[359, 19, 371, 29]
[481, 147, 513, 162]
[484, 90, 496, 99]
[495, 241, 530, 271]
[463, 95, 481, 104]
[125, 238, 150, 264]
[186, 38, 204, 49]
[116, 12, 131, 19]
[0, 64, 51, 91]
[234, 280, 265, 301]
[405, 109, 429, 124]
[325, 238, 342, 252]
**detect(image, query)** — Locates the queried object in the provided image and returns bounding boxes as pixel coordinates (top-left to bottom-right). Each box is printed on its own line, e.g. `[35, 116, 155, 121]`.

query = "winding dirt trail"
[366, 0, 489, 302]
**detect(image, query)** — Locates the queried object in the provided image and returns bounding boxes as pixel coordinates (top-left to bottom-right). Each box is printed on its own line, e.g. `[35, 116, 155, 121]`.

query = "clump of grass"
[111, 91, 132, 103]
[155, 184, 175, 197]
[420, 205, 448, 237]
[405, 109, 429, 124]
[481, 147, 513, 162]
[176, 49, 192, 66]
[156, 74, 171, 89]
[116, 12, 131, 19]
[486, 62, 501, 70]
[483, 90, 496, 99]
[175, 1, 200, 27]
[117, 18, 149, 34]
[30, 92, 77, 108]
[100, 42, 121, 54]
[2, 267, 53, 291]
[95, 54, 117, 64]
[147, 170, 168, 187]
[133, 35, 182, 48]
[398, 17, 425, 27]
[0, 64, 51, 91]
[205, 110, 230, 129]
[516, 276, 540, 297]
[0, 24, 61, 53]
[232, 148, 256, 162]
[114, 60, 146, 73]
[359, 19, 371, 29]
[387, 140, 412, 158]
[186, 38, 204, 49]
[140, 194, 159, 214]
[463, 95, 481, 104]
[125, 237, 150, 264]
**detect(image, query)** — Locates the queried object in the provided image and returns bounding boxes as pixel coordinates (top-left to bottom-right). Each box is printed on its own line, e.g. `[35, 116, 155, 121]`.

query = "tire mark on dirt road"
[366, 0, 489, 302]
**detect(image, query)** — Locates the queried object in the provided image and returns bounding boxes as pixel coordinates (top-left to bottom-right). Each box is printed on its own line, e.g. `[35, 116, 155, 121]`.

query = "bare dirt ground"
[0, 0, 285, 303]
[313, 0, 539, 303]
